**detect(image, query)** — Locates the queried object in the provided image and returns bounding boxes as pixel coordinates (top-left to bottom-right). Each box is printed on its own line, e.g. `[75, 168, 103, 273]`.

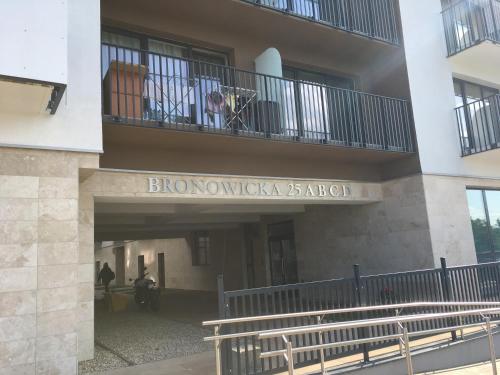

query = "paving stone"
[78, 310, 212, 374]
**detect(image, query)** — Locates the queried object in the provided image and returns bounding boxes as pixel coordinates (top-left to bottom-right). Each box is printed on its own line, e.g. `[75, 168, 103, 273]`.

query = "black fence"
[442, 0, 500, 56]
[456, 94, 500, 156]
[217, 259, 500, 374]
[242, 0, 400, 45]
[101, 43, 414, 153]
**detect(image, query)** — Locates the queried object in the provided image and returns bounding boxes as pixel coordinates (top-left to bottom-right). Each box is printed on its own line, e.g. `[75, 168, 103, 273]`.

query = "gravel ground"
[79, 344, 129, 374]
[79, 306, 213, 374]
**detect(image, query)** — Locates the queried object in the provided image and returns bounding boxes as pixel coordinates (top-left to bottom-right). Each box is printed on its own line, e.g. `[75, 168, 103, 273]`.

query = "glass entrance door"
[268, 222, 298, 286]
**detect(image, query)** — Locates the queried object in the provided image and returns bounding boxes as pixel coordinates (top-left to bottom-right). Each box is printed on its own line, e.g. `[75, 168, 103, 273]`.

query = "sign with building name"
[147, 176, 352, 199]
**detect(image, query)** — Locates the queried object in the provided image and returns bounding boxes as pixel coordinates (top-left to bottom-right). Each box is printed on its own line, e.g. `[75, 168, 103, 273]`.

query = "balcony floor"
[101, 121, 415, 180]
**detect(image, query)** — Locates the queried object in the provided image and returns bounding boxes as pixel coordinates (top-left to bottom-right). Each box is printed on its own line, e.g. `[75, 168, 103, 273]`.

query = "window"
[192, 232, 210, 266]
[101, 28, 230, 125]
[281, 66, 356, 141]
[454, 79, 498, 107]
[466, 189, 500, 262]
[454, 79, 500, 153]
[101, 28, 228, 65]
[283, 66, 355, 90]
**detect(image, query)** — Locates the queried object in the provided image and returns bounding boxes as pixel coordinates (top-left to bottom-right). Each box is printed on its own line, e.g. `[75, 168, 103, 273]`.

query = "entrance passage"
[79, 199, 311, 374]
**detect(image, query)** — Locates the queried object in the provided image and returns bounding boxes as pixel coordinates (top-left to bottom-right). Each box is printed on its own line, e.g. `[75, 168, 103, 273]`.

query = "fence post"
[217, 274, 229, 374]
[353, 264, 370, 362]
[217, 274, 226, 319]
[485, 316, 498, 375]
[440, 258, 457, 341]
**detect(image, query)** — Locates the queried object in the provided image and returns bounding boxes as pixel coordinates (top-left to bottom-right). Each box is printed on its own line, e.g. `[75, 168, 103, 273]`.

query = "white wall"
[95, 231, 245, 291]
[450, 42, 500, 88]
[0, 0, 67, 84]
[0, 0, 102, 153]
[399, 0, 500, 179]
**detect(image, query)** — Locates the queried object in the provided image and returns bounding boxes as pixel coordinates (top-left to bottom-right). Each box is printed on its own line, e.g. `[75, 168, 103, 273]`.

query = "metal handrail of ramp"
[204, 301, 500, 375]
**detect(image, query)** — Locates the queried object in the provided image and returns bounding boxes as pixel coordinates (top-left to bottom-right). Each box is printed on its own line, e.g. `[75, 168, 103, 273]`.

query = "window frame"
[453, 78, 499, 152]
[453, 78, 499, 108]
[467, 187, 500, 262]
[101, 26, 230, 65]
[283, 65, 356, 90]
[192, 231, 210, 267]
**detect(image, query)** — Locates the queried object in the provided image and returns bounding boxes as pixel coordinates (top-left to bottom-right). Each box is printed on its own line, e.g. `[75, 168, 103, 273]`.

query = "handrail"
[203, 301, 500, 327]
[454, 93, 500, 110]
[256, 307, 500, 339]
[203, 302, 500, 375]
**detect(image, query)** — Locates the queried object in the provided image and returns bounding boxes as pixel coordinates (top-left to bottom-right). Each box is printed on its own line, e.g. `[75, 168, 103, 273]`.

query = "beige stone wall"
[421, 174, 500, 267]
[0, 147, 98, 374]
[294, 175, 435, 280]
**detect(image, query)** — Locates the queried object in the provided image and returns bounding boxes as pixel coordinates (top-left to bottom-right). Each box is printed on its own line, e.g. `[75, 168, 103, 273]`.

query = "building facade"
[0, 0, 499, 373]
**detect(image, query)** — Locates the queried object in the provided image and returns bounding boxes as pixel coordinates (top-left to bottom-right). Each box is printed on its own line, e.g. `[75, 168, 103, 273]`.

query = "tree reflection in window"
[467, 189, 500, 262]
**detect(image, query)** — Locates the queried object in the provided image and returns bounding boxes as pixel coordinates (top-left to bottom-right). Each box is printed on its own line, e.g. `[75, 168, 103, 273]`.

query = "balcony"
[456, 94, 500, 156]
[101, 43, 414, 154]
[240, 0, 400, 45]
[442, 0, 500, 56]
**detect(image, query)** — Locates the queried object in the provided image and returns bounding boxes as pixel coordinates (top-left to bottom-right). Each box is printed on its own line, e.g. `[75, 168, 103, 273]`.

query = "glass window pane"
[102, 31, 141, 49]
[454, 79, 499, 107]
[463, 82, 483, 103]
[454, 81, 464, 107]
[101, 32, 141, 80]
[283, 66, 354, 89]
[191, 50, 227, 66]
[466, 190, 491, 258]
[148, 39, 187, 57]
[485, 190, 500, 251]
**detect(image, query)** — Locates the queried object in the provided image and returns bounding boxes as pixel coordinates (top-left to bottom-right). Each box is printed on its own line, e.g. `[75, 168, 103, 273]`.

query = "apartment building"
[0, 0, 499, 373]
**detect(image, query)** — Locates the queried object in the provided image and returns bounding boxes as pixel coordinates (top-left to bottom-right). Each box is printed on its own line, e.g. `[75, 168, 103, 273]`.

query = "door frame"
[158, 252, 166, 288]
[267, 221, 298, 286]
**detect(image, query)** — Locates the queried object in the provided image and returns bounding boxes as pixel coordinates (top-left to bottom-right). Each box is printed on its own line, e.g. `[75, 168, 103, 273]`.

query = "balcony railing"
[456, 94, 500, 155]
[442, 0, 500, 56]
[242, 0, 400, 45]
[101, 43, 414, 153]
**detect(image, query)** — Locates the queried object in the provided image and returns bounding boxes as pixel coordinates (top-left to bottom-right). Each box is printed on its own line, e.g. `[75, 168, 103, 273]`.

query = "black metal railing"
[101, 43, 414, 153]
[455, 94, 500, 156]
[442, 0, 500, 56]
[242, 0, 400, 45]
[217, 259, 500, 374]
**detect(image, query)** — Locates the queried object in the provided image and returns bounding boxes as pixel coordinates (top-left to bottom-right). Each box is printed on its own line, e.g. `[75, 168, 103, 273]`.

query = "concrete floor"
[420, 360, 499, 374]
[79, 289, 218, 374]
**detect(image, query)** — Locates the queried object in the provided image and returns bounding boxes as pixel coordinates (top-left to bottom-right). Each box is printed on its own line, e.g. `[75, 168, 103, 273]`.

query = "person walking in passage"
[98, 262, 115, 292]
